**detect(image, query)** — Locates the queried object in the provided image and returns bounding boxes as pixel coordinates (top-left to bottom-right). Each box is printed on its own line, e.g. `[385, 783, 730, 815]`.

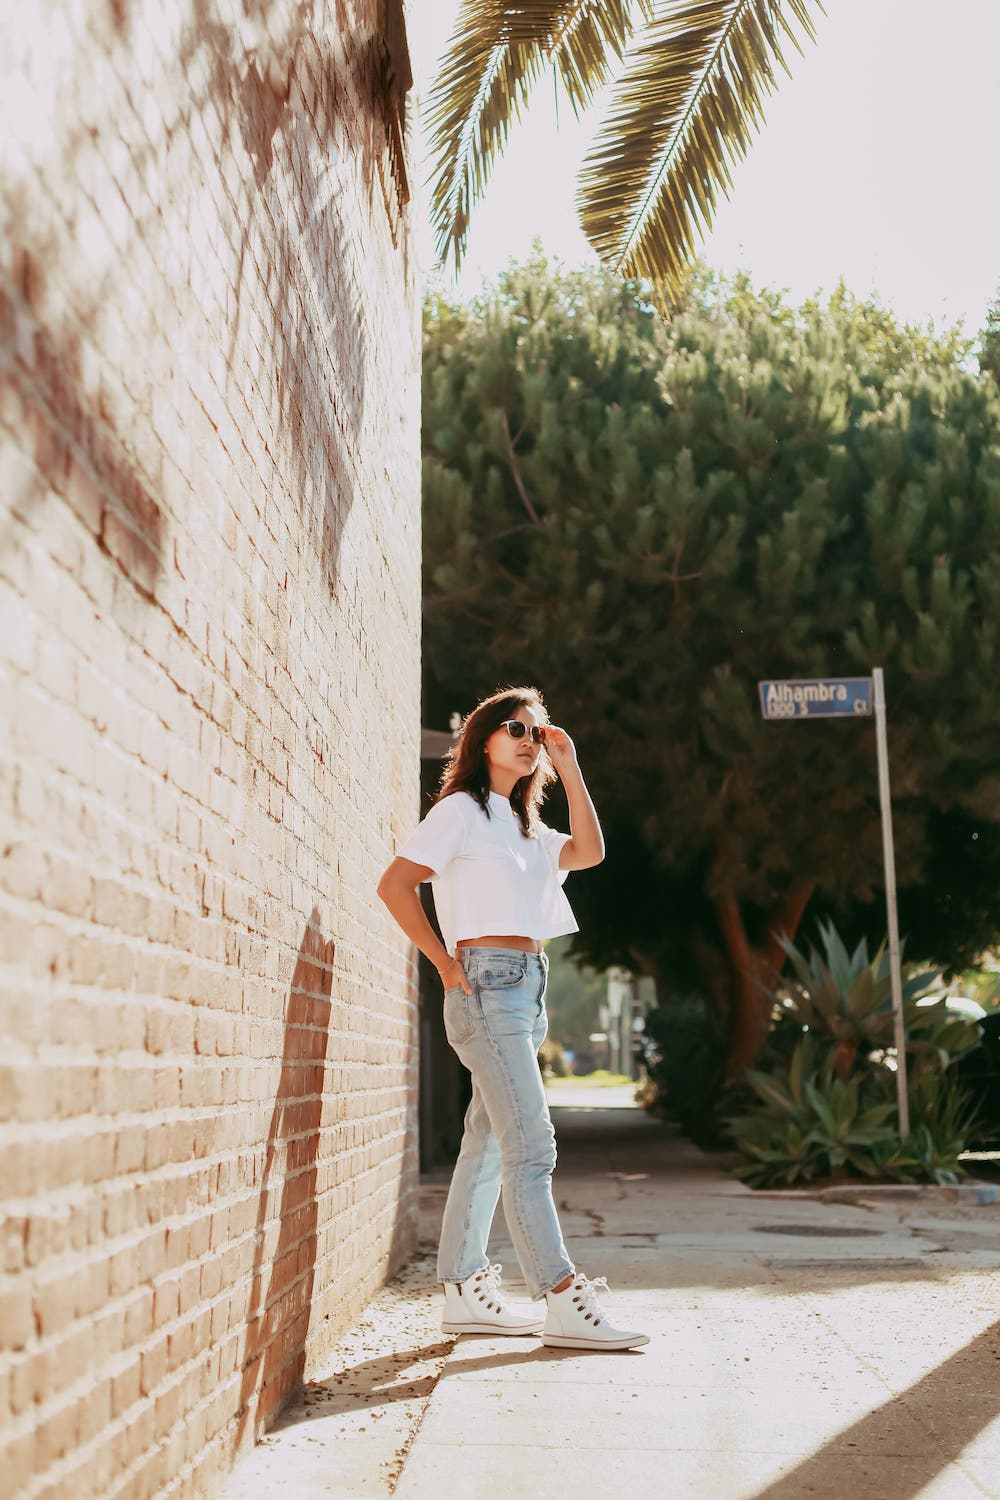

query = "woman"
[377, 686, 649, 1351]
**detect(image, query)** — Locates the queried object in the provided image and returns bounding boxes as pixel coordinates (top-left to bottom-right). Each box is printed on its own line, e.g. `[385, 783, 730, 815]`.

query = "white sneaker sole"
[442, 1320, 545, 1336]
[542, 1332, 650, 1350]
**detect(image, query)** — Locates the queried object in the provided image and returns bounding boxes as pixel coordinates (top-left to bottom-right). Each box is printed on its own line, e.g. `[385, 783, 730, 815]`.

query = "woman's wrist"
[555, 757, 583, 784]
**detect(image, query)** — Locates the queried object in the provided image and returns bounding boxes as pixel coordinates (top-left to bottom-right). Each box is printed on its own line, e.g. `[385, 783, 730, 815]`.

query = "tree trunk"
[715, 882, 815, 1073]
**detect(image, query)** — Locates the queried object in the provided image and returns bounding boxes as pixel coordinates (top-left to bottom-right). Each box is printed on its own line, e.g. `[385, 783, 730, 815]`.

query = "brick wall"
[0, 2, 420, 1495]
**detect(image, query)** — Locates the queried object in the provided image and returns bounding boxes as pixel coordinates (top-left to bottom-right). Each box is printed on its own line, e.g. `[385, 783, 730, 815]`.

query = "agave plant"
[728, 1040, 900, 1187]
[426, 1, 825, 303]
[900, 1072, 984, 1185]
[728, 1038, 982, 1188]
[776, 921, 981, 1081]
[729, 925, 985, 1188]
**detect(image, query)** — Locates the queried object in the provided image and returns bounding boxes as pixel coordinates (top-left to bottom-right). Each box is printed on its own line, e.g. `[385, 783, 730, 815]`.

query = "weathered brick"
[0, 0, 419, 1495]
[34, 1395, 80, 1469]
[0, 1426, 35, 1496]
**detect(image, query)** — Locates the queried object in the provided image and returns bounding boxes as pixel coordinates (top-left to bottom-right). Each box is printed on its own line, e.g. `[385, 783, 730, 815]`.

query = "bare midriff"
[456, 935, 542, 953]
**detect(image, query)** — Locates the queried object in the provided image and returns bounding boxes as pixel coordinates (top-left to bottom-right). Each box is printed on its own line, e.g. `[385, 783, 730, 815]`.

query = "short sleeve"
[537, 822, 572, 886]
[395, 794, 470, 880]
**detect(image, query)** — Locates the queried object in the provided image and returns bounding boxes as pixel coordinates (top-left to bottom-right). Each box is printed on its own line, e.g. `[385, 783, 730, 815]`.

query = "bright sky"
[411, 0, 1000, 334]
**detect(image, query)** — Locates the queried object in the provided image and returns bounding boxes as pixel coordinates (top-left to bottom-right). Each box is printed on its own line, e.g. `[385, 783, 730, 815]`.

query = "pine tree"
[422, 255, 1000, 1069]
[979, 284, 1000, 385]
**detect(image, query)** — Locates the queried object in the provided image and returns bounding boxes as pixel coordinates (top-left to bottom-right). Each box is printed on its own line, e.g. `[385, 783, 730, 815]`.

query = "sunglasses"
[499, 720, 545, 743]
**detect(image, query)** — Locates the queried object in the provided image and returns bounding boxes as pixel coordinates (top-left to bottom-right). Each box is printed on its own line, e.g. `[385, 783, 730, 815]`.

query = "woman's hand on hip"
[437, 955, 473, 994]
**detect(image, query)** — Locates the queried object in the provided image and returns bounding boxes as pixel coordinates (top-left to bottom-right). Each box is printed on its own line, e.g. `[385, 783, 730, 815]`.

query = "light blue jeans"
[437, 946, 575, 1300]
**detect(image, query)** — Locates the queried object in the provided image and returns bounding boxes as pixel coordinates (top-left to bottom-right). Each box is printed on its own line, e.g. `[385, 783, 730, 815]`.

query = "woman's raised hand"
[541, 724, 578, 774]
[437, 955, 473, 994]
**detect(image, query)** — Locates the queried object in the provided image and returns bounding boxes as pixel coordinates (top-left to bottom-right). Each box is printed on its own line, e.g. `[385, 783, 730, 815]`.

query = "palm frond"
[426, 0, 650, 270]
[577, 0, 825, 303]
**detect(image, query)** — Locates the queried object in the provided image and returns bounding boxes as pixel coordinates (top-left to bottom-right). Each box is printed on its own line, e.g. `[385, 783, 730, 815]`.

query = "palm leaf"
[426, 0, 650, 270]
[577, 0, 825, 302]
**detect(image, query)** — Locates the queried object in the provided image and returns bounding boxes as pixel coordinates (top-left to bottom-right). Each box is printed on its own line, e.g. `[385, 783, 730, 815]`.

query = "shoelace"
[575, 1274, 611, 1322]
[479, 1262, 508, 1308]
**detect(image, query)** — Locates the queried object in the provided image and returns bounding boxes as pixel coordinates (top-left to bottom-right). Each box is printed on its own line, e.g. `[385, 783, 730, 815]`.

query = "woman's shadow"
[237, 907, 334, 1443]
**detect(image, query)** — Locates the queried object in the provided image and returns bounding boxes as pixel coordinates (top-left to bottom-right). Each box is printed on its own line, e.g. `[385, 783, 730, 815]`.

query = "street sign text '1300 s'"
[758, 677, 873, 720]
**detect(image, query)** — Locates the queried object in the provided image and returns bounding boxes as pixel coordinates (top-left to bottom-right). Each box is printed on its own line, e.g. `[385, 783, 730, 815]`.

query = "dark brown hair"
[434, 686, 556, 837]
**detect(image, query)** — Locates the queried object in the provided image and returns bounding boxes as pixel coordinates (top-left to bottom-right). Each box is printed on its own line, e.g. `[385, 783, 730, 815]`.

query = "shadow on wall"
[238, 908, 334, 1441]
[183, 0, 390, 594]
[6, 0, 408, 611]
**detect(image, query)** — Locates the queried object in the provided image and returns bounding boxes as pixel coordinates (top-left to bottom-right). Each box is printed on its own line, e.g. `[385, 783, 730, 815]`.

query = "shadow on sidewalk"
[750, 1319, 1000, 1500]
[281, 1341, 452, 1424]
[276, 1338, 644, 1429]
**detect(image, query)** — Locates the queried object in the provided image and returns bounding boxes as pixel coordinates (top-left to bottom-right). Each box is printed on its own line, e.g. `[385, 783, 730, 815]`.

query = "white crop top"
[395, 790, 578, 957]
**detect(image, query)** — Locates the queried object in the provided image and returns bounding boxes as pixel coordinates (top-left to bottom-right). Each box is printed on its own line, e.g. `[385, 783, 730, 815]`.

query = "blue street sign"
[758, 677, 873, 720]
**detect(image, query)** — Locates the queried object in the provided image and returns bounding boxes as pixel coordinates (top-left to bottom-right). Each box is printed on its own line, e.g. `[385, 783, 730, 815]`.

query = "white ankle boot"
[441, 1263, 546, 1336]
[542, 1273, 650, 1350]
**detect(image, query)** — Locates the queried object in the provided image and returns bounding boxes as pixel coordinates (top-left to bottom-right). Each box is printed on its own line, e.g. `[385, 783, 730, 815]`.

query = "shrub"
[777, 922, 981, 1080]
[640, 998, 730, 1147]
[895, 1073, 983, 1185]
[728, 1041, 900, 1187]
[955, 1012, 1000, 1146]
[728, 922, 985, 1188]
[538, 1037, 568, 1078]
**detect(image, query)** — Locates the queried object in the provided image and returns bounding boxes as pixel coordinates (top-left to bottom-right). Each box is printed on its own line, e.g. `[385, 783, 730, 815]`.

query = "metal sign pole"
[872, 667, 909, 1138]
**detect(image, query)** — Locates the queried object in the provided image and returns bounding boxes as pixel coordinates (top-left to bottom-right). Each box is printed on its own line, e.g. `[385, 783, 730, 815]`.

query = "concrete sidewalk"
[222, 1098, 1000, 1500]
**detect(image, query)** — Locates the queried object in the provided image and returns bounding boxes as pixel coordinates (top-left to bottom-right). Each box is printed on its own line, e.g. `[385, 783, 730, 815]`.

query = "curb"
[817, 1181, 1000, 1206]
[752, 1181, 1000, 1207]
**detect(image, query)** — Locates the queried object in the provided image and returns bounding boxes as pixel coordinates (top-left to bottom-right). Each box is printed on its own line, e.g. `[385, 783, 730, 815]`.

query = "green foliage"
[728, 1041, 899, 1186]
[538, 1037, 568, 1077]
[776, 921, 982, 1079]
[548, 1069, 633, 1087]
[955, 1012, 1000, 1147]
[641, 998, 729, 1146]
[895, 1073, 984, 1185]
[728, 1041, 981, 1188]
[814, 810, 1000, 982]
[962, 967, 1000, 1013]
[542, 934, 610, 1056]
[426, 3, 824, 302]
[423, 255, 1000, 1046]
[728, 920, 984, 1186]
[979, 285, 1000, 385]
